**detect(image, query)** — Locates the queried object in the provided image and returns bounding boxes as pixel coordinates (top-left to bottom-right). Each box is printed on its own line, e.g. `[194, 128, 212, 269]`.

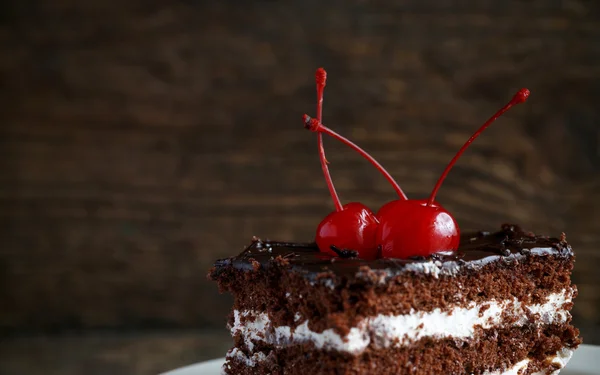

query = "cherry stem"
[316, 68, 326, 123]
[303, 115, 408, 200]
[427, 88, 530, 206]
[315, 68, 343, 212]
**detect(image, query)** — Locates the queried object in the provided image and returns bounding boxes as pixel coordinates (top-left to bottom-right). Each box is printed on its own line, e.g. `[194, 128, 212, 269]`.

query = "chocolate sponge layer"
[223, 323, 580, 375]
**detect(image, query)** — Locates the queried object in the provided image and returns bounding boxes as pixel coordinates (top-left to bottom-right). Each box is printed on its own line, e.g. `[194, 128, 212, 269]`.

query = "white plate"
[161, 345, 600, 375]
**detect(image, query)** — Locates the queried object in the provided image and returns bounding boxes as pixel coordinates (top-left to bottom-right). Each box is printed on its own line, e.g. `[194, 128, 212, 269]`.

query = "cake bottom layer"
[223, 324, 580, 375]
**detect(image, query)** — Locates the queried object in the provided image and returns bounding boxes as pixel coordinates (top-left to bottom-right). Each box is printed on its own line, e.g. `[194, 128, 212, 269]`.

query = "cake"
[209, 225, 580, 374]
[208, 68, 580, 374]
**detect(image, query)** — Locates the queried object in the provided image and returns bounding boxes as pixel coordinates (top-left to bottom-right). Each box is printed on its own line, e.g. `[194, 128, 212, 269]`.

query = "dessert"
[210, 227, 579, 375]
[209, 69, 580, 374]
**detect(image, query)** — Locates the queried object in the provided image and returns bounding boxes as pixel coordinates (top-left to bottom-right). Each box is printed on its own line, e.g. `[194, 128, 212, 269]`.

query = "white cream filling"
[353, 247, 568, 285]
[232, 289, 572, 354]
[487, 358, 530, 375]
[226, 348, 266, 367]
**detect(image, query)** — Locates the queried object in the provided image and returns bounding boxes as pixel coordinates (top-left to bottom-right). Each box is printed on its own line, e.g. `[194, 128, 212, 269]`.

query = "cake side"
[216, 258, 579, 375]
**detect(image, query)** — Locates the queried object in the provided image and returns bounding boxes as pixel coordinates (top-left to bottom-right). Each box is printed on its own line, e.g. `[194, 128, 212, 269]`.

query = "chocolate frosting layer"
[211, 224, 573, 279]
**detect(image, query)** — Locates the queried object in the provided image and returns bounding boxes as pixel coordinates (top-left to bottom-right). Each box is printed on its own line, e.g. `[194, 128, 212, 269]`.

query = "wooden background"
[1, 0, 599, 373]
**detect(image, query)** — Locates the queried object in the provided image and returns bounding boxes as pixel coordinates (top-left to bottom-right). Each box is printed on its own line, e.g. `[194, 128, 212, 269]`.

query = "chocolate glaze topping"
[212, 224, 573, 279]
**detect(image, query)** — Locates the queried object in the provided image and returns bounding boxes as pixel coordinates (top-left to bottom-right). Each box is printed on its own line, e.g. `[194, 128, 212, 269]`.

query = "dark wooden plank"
[0, 0, 598, 339]
[0, 331, 232, 375]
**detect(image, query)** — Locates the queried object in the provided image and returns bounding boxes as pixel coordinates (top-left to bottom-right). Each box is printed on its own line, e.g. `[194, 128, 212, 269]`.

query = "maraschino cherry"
[309, 68, 383, 260]
[376, 88, 530, 258]
[304, 68, 530, 259]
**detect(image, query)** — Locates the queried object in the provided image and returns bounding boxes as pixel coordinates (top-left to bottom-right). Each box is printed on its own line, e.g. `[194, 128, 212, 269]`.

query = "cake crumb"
[478, 304, 490, 317]
[560, 232, 567, 243]
[274, 255, 290, 266]
[249, 259, 261, 271]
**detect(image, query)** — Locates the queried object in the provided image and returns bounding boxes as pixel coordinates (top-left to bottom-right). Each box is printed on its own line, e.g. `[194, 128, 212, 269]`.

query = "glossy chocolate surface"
[212, 224, 573, 278]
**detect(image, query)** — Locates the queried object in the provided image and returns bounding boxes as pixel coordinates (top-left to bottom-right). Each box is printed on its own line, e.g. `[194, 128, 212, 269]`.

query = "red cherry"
[316, 202, 379, 260]
[308, 68, 381, 259]
[376, 199, 459, 257]
[375, 88, 530, 258]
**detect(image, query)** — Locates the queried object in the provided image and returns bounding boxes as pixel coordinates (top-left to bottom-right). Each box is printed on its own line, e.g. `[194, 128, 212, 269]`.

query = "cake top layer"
[211, 224, 573, 281]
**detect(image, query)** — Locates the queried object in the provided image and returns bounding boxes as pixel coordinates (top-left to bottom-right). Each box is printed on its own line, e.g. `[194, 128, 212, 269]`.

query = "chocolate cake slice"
[209, 225, 580, 375]
[209, 68, 580, 374]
